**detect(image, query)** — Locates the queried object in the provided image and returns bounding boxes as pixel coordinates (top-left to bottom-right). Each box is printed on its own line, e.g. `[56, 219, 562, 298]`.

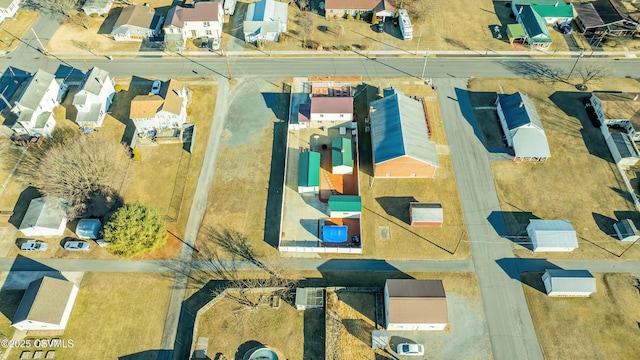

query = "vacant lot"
[469, 77, 640, 260]
[522, 272, 640, 359]
[356, 80, 469, 260]
[0, 10, 39, 52]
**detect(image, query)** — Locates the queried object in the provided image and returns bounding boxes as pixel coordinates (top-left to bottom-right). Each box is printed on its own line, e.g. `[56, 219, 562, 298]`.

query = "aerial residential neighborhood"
[0, 0, 639, 359]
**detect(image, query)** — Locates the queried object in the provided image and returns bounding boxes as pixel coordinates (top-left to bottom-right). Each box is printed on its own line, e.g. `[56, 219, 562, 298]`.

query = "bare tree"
[65, 12, 90, 30]
[335, 24, 345, 38]
[23, 0, 79, 16]
[298, 0, 309, 11]
[297, 11, 315, 48]
[577, 62, 610, 89]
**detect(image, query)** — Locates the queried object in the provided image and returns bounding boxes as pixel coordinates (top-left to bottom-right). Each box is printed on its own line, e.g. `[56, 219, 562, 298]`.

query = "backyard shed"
[369, 89, 439, 178]
[328, 195, 361, 218]
[609, 132, 640, 168]
[409, 202, 443, 227]
[12, 277, 79, 331]
[298, 150, 320, 193]
[542, 269, 597, 297]
[19, 197, 68, 237]
[82, 0, 114, 16]
[331, 137, 354, 175]
[613, 219, 640, 242]
[384, 279, 448, 331]
[496, 92, 551, 161]
[295, 288, 324, 310]
[527, 219, 578, 252]
[76, 219, 101, 240]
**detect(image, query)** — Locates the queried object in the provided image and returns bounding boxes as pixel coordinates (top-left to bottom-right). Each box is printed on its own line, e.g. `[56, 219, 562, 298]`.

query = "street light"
[421, 48, 431, 81]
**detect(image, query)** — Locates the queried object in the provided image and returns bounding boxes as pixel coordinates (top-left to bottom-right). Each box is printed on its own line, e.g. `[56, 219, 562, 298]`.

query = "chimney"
[95, 77, 103, 86]
[519, 101, 524, 108]
[634, 94, 639, 101]
[341, 146, 345, 153]
[554, 1, 558, 7]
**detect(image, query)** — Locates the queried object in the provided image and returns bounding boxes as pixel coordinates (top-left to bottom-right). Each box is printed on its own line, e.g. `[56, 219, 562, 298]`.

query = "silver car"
[20, 240, 48, 252]
[64, 240, 90, 252]
[397, 343, 424, 356]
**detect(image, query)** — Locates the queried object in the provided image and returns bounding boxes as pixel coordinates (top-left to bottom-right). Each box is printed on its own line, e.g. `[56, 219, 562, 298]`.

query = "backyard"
[522, 272, 640, 359]
[468, 77, 640, 260]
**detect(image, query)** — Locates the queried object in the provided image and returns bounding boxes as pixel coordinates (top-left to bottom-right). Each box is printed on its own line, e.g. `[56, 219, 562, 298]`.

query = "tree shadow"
[8, 186, 41, 229]
[501, 61, 567, 84]
[375, 196, 416, 225]
[549, 91, 612, 162]
[202, 226, 261, 265]
[592, 212, 617, 238]
[264, 120, 288, 248]
[488, 210, 540, 250]
[443, 37, 471, 51]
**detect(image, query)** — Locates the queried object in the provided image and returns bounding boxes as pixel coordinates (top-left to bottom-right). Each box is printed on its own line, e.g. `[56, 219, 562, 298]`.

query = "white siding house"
[81, 0, 114, 16]
[590, 92, 640, 141]
[18, 197, 68, 237]
[72, 67, 115, 128]
[11, 70, 60, 137]
[384, 279, 448, 331]
[243, 0, 288, 43]
[0, 0, 20, 25]
[542, 269, 596, 297]
[130, 79, 188, 133]
[527, 219, 578, 252]
[163, 1, 224, 50]
[309, 96, 353, 126]
[111, 5, 161, 41]
[12, 277, 79, 331]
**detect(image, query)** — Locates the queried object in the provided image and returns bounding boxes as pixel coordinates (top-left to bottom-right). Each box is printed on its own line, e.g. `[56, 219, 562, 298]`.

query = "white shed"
[19, 197, 68, 237]
[12, 277, 79, 331]
[613, 219, 640, 242]
[542, 269, 596, 297]
[294, 288, 324, 310]
[384, 279, 448, 331]
[526, 219, 578, 252]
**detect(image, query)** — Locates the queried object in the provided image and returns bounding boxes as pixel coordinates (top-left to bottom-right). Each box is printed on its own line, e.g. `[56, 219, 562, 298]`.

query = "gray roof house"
[526, 219, 578, 252]
[10, 69, 61, 137]
[81, 0, 114, 16]
[72, 67, 116, 128]
[613, 219, 640, 242]
[12, 277, 79, 331]
[111, 5, 161, 41]
[496, 92, 551, 161]
[244, 0, 288, 43]
[19, 197, 69, 237]
[542, 269, 596, 297]
[369, 88, 439, 178]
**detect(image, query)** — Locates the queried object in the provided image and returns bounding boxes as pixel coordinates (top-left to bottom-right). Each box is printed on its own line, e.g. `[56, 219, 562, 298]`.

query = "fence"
[278, 245, 363, 254]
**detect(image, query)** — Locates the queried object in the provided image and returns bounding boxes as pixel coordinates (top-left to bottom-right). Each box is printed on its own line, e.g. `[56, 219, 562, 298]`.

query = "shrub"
[355, 12, 360, 20]
[347, 12, 353, 20]
[115, 84, 123, 92]
[90, 12, 99, 18]
[103, 202, 166, 258]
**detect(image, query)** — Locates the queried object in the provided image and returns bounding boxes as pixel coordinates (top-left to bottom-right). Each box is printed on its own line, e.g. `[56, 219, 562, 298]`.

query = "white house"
[81, 0, 114, 16]
[384, 279, 448, 331]
[243, 0, 288, 43]
[0, 0, 20, 25]
[542, 269, 596, 297]
[309, 96, 353, 126]
[163, 1, 224, 50]
[111, 5, 161, 41]
[496, 92, 550, 161]
[130, 79, 188, 133]
[10, 70, 60, 137]
[19, 197, 68, 237]
[12, 277, 79, 331]
[527, 219, 578, 252]
[72, 67, 115, 128]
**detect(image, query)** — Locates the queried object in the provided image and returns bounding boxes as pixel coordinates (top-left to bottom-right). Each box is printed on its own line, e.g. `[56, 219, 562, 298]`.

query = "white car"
[397, 343, 424, 356]
[64, 240, 90, 252]
[151, 80, 161, 95]
[210, 37, 220, 50]
[20, 240, 48, 252]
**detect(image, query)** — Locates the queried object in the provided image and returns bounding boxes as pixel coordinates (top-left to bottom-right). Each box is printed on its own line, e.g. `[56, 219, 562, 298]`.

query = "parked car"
[64, 240, 90, 252]
[210, 37, 220, 50]
[20, 239, 48, 252]
[584, 102, 601, 127]
[151, 80, 161, 95]
[397, 343, 424, 356]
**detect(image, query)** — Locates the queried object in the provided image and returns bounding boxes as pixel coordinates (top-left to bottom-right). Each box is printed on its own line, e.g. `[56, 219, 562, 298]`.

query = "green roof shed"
[298, 151, 320, 188]
[328, 195, 362, 212]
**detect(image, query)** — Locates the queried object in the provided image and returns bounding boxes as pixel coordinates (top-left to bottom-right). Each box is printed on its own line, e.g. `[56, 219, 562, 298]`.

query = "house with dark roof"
[10, 70, 61, 137]
[325, 0, 395, 20]
[18, 197, 68, 237]
[12, 277, 79, 331]
[527, 219, 578, 252]
[410, 202, 443, 227]
[72, 67, 115, 128]
[384, 279, 448, 331]
[542, 269, 596, 297]
[298, 150, 320, 193]
[496, 92, 550, 161]
[513, 4, 553, 49]
[243, 0, 288, 43]
[163, 1, 224, 51]
[130, 79, 188, 133]
[369, 88, 438, 178]
[588, 0, 639, 37]
[0, 0, 20, 25]
[111, 5, 162, 41]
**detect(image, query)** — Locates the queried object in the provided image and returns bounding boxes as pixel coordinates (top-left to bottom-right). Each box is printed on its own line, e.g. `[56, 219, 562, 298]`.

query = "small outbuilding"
[331, 137, 354, 175]
[527, 219, 578, 252]
[76, 219, 101, 240]
[613, 219, 640, 242]
[298, 150, 320, 193]
[81, 0, 114, 16]
[384, 279, 448, 331]
[12, 277, 79, 331]
[328, 195, 361, 218]
[19, 197, 68, 237]
[542, 269, 596, 297]
[609, 132, 640, 168]
[295, 288, 324, 310]
[409, 202, 443, 227]
[496, 92, 550, 161]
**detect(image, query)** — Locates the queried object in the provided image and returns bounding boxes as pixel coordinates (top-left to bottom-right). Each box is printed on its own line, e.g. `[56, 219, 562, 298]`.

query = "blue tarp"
[322, 225, 348, 243]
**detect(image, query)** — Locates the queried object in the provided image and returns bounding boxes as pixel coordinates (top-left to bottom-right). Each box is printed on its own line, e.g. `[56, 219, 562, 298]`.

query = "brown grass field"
[522, 272, 640, 359]
[0, 10, 39, 52]
[469, 77, 640, 260]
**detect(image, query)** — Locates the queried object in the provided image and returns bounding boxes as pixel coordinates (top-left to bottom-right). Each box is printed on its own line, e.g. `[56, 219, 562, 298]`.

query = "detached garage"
[542, 269, 596, 297]
[19, 197, 69, 237]
[384, 279, 448, 331]
[409, 202, 443, 227]
[12, 277, 79, 331]
[527, 219, 578, 252]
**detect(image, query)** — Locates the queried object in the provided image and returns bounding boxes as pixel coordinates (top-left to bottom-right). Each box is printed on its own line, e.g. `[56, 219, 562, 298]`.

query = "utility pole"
[224, 50, 233, 81]
[566, 50, 584, 80]
[421, 48, 431, 81]
[30, 28, 47, 55]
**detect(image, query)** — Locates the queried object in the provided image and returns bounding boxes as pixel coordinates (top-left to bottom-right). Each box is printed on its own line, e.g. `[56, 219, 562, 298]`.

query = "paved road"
[434, 78, 543, 360]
